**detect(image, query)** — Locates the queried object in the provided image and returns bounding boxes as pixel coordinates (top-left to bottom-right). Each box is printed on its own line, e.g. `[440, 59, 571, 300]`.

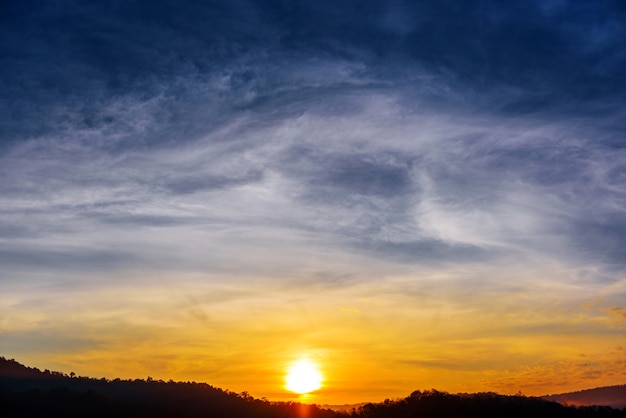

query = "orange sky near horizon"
[4, 266, 625, 405]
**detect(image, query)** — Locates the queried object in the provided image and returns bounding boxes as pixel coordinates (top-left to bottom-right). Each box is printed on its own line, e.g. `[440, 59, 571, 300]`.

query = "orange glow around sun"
[285, 358, 323, 395]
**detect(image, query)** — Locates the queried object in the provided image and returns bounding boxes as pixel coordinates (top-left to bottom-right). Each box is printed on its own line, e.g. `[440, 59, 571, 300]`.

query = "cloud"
[595, 306, 626, 325]
[0, 243, 137, 272]
[1, 87, 625, 278]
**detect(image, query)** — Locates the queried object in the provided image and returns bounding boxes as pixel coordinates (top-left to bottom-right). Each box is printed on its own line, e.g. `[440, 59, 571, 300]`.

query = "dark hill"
[0, 356, 61, 379]
[1, 357, 625, 418]
[0, 356, 337, 418]
[544, 386, 626, 409]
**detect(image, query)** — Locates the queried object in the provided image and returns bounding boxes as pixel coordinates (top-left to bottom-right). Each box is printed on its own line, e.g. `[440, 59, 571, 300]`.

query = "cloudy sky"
[1, 0, 626, 404]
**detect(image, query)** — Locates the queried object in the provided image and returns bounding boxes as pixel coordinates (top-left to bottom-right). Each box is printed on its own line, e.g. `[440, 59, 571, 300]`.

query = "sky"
[1, 0, 626, 405]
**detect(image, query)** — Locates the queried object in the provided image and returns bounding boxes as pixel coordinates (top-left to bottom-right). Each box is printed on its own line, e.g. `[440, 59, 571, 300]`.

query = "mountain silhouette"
[1, 357, 625, 418]
[544, 386, 626, 409]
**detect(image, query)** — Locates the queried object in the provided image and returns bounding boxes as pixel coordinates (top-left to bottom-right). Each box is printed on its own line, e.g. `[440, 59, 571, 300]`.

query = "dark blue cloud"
[2, 0, 624, 148]
[160, 170, 264, 195]
[282, 146, 415, 198]
[0, 0, 625, 277]
[358, 238, 495, 265]
[0, 244, 137, 272]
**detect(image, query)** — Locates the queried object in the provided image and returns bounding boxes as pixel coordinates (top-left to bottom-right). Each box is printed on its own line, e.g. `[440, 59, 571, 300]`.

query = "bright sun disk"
[285, 359, 322, 394]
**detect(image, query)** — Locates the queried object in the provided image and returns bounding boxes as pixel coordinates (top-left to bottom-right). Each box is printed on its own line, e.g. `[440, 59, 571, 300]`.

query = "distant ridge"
[544, 385, 626, 409]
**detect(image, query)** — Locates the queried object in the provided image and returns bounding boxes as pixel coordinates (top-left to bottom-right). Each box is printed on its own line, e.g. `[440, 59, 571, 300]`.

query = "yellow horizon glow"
[3, 269, 625, 405]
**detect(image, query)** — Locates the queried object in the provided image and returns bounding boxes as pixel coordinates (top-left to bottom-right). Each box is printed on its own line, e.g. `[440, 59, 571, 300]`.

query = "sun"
[285, 358, 323, 395]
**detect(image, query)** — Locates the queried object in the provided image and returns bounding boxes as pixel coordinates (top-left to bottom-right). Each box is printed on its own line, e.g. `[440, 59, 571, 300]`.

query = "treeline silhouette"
[351, 390, 626, 418]
[2, 357, 625, 418]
